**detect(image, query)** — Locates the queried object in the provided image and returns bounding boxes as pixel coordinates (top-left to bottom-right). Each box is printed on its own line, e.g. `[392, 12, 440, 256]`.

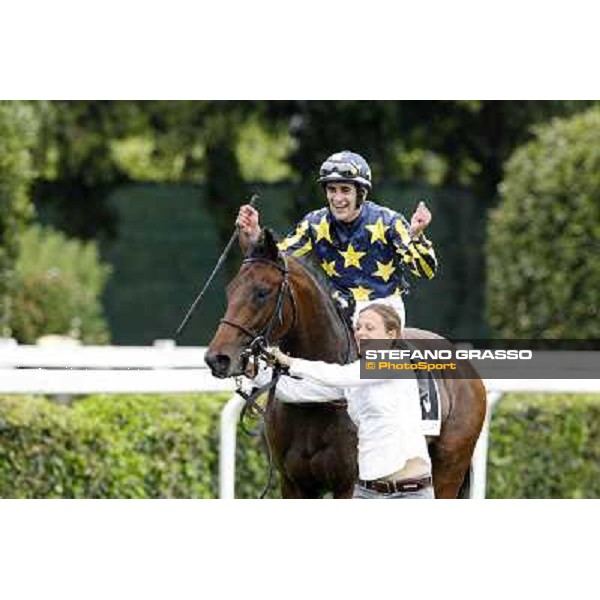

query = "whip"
[174, 193, 259, 338]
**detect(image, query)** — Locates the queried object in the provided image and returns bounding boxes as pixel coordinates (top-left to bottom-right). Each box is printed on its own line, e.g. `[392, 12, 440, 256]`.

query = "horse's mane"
[290, 253, 355, 338]
[294, 253, 335, 300]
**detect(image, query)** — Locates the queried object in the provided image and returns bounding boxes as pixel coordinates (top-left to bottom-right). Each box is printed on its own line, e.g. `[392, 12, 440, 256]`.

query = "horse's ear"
[248, 227, 281, 261]
[262, 228, 281, 260]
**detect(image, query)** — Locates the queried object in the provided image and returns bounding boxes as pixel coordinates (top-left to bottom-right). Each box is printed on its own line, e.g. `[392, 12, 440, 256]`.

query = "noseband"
[219, 256, 298, 350]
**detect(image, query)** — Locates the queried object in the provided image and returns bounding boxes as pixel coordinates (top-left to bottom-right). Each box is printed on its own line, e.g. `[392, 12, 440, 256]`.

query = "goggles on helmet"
[319, 160, 361, 179]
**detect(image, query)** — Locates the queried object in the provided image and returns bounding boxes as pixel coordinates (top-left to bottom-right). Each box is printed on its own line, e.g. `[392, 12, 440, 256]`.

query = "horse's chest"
[267, 404, 357, 481]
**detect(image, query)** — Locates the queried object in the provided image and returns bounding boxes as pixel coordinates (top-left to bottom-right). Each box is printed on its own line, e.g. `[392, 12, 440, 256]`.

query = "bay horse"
[205, 229, 486, 498]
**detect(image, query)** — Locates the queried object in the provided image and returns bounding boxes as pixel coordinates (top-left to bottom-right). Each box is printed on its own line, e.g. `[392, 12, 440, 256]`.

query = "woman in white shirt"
[254, 303, 433, 499]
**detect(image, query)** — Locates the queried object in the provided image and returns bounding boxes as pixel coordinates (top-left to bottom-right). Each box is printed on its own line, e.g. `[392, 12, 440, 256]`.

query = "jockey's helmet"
[317, 151, 372, 192]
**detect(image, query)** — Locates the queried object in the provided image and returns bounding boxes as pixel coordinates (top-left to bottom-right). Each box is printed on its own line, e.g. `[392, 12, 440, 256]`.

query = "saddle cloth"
[414, 369, 441, 436]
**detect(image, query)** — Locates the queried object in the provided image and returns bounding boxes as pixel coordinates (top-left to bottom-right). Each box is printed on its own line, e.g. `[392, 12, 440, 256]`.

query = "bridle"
[219, 255, 298, 352]
[218, 254, 298, 499]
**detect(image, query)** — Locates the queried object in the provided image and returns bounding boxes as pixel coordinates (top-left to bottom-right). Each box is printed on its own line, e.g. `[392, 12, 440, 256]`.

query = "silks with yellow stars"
[277, 200, 437, 304]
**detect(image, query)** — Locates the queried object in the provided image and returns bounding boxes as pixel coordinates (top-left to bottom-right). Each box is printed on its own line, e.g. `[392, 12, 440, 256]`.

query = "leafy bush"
[488, 393, 600, 498]
[0, 393, 275, 499]
[0, 101, 39, 336]
[487, 106, 600, 338]
[4, 390, 597, 499]
[10, 224, 112, 343]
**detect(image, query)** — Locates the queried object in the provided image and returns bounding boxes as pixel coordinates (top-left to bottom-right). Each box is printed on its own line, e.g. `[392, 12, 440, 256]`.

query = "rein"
[235, 356, 288, 499]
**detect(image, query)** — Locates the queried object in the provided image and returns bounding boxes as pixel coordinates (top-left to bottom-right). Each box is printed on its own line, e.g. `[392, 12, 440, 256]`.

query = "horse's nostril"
[206, 353, 231, 378]
[216, 354, 230, 371]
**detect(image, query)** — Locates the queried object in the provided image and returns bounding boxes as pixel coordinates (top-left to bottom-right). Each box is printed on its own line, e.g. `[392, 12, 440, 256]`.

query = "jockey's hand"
[236, 204, 261, 245]
[267, 346, 293, 368]
[409, 201, 432, 238]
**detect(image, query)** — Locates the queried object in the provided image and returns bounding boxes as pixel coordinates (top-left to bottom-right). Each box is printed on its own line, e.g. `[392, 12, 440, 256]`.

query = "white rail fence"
[0, 339, 234, 395]
[1, 339, 598, 499]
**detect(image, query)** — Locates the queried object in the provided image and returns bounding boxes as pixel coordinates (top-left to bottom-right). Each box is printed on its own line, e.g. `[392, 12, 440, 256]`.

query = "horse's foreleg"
[280, 476, 325, 499]
[333, 487, 355, 499]
[280, 477, 305, 498]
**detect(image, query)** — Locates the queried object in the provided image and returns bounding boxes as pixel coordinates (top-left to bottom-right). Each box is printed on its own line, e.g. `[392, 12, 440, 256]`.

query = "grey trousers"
[353, 484, 435, 499]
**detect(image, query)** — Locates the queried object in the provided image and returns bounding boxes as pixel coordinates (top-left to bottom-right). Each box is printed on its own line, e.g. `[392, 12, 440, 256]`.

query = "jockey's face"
[325, 182, 361, 223]
[354, 309, 398, 344]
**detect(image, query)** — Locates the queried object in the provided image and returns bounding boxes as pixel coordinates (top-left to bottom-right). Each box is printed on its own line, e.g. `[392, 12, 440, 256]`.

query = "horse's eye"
[254, 287, 271, 301]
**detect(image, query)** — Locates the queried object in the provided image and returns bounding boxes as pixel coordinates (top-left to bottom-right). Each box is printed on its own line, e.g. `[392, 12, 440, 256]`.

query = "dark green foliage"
[33, 100, 592, 240]
[0, 393, 275, 498]
[279, 100, 593, 215]
[33, 101, 259, 242]
[0, 102, 39, 336]
[33, 101, 128, 240]
[488, 394, 600, 498]
[9, 225, 112, 343]
[487, 107, 600, 338]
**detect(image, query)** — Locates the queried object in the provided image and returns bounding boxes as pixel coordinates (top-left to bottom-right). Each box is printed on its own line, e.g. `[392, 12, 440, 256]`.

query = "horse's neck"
[283, 266, 353, 363]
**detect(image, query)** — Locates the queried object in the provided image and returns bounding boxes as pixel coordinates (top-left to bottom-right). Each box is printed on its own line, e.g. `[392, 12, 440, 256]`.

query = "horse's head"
[205, 229, 295, 378]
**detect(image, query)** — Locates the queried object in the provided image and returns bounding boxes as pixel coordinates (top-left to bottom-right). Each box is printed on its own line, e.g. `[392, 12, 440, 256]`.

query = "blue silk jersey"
[277, 200, 437, 303]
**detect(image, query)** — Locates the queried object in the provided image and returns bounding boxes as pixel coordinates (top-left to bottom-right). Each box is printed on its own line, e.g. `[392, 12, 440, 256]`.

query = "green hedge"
[1, 392, 598, 498]
[488, 393, 600, 498]
[0, 393, 276, 499]
[488, 106, 600, 338]
[0, 101, 39, 337]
